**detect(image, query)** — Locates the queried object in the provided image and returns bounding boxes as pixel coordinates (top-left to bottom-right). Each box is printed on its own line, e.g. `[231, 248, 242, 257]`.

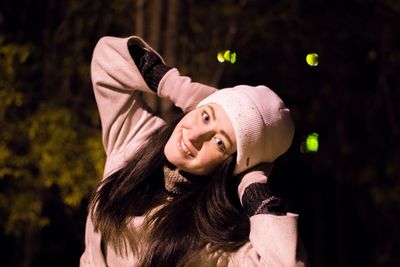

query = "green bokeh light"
[306, 133, 319, 152]
[223, 50, 231, 61]
[230, 52, 236, 64]
[301, 132, 319, 153]
[306, 53, 319, 66]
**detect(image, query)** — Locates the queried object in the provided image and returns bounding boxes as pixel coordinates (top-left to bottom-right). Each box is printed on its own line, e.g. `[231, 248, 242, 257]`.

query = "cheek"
[164, 133, 177, 162]
[196, 148, 226, 172]
[164, 129, 190, 169]
[163, 141, 170, 159]
[196, 160, 223, 176]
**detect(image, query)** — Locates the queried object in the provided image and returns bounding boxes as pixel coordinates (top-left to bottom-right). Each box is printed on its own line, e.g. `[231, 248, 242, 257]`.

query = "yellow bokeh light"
[306, 53, 319, 66]
[217, 52, 225, 63]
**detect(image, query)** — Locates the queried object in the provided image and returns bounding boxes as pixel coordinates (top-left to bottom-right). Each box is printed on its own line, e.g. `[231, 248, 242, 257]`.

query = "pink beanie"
[197, 85, 295, 175]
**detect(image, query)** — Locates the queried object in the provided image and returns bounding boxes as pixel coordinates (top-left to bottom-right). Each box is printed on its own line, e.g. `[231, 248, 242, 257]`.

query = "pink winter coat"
[79, 36, 307, 267]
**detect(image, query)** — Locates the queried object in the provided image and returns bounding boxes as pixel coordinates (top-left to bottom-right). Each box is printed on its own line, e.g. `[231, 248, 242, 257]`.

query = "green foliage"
[0, 38, 27, 120]
[27, 105, 104, 207]
[0, 36, 104, 236]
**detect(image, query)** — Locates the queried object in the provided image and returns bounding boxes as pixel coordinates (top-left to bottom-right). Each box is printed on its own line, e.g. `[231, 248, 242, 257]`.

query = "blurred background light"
[217, 50, 236, 63]
[301, 132, 319, 153]
[306, 53, 319, 66]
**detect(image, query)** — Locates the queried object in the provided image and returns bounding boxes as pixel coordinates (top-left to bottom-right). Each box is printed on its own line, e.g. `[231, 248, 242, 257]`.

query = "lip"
[177, 130, 195, 158]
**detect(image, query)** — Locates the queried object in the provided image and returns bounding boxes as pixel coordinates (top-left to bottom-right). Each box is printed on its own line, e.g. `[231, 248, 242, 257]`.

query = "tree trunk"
[164, 0, 179, 66]
[142, 0, 164, 114]
[211, 24, 237, 87]
[135, 0, 145, 37]
[20, 223, 38, 267]
[158, 0, 180, 120]
[147, 0, 163, 50]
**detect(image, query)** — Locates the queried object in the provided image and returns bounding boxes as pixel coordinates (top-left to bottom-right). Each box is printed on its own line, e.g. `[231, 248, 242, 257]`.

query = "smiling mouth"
[178, 130, 194, 158]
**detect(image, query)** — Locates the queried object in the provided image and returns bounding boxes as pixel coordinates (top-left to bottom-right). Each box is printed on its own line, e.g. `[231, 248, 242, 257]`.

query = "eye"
[201, 111, 210, 123]
[213, 136, 226, 152]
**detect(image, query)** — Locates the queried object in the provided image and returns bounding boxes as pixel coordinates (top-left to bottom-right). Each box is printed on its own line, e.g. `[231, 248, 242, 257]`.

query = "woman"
[80, 35, 307, 267]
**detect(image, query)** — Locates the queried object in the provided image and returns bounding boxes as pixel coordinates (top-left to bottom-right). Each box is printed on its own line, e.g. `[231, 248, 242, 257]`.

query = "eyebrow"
[207, 105, 234, 149]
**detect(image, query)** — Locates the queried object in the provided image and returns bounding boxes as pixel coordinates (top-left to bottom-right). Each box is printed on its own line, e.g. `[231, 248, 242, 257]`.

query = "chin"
[184, 166, 211, 177]
[164, 143, 183, 169]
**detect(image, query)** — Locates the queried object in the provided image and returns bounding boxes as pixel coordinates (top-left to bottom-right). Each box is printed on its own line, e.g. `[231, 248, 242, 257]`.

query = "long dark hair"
[90, 115, 250, 266]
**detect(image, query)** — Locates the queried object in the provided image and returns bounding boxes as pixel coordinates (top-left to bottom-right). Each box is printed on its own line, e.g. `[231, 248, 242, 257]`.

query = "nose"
[187, 127, 214, 150]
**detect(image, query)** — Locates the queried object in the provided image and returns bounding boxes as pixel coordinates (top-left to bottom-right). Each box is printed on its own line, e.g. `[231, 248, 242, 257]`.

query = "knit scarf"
[163, 165, 190, 195]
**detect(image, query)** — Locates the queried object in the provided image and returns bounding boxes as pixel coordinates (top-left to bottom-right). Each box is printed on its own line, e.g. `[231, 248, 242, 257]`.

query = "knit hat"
[197, 85, 294, 175]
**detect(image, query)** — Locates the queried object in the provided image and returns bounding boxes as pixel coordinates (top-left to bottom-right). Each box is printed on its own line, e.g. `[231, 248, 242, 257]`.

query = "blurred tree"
[0, 0, 106, 265]
[0, 35, 104, 267]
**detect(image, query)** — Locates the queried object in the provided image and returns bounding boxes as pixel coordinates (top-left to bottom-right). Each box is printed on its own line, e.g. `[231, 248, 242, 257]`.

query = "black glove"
[242, 183, 286, 217]
[128, 43, 172, 92]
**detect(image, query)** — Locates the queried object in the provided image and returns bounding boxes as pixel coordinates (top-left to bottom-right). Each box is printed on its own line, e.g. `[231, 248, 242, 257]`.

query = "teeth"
[180, 132, 193, 157]
[181, 139, 192, 156]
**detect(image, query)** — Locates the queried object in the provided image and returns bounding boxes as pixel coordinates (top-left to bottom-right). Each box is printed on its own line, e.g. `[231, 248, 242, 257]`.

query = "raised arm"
[91, 36, 216, 155]
[91, 36, 160, 156]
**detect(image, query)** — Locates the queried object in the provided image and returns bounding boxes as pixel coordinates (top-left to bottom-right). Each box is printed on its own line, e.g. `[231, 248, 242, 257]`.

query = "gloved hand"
[238, 163, 286, 217]
[242, 182, 286, 216]
[128, 43, 172, 92]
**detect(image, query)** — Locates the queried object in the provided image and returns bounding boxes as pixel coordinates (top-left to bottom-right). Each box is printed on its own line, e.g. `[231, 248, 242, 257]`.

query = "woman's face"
[164, 103, 237, 176]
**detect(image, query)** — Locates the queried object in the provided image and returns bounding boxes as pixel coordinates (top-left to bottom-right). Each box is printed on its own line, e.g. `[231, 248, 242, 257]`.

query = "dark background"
[0, 0, 399, 266]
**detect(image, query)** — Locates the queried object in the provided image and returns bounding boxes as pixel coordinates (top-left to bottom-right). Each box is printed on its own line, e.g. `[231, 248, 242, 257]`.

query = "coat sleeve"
[228, 213, 306, 267]
[91, 36, 162, 156]
[91, 36, 217, 155]
[226, 167, 308, 266]
[157, 68, 217, 113]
